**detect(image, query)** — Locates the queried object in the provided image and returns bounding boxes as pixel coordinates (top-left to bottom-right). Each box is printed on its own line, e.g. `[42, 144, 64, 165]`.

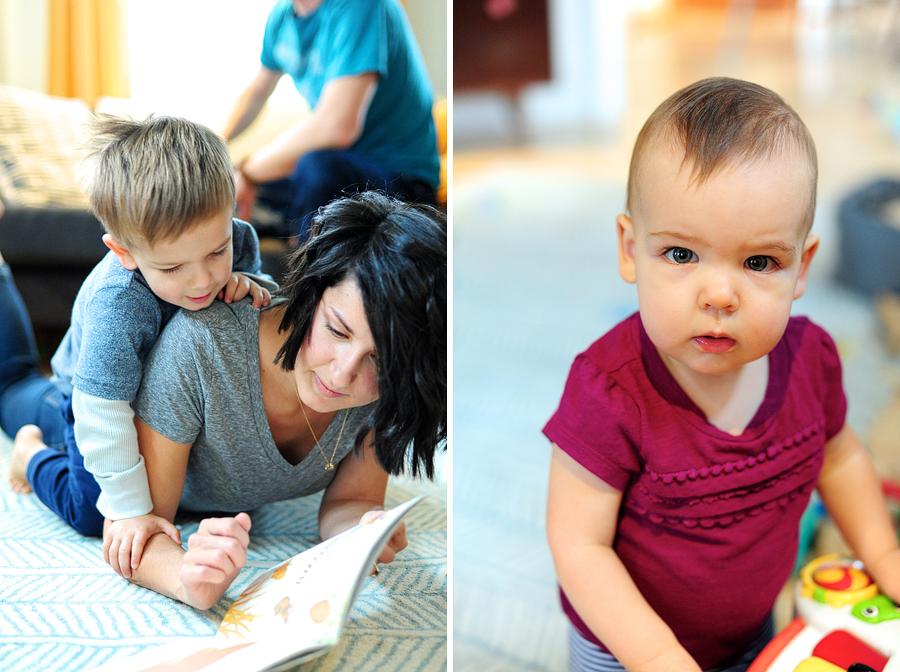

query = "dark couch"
[1, 207, 107, 332]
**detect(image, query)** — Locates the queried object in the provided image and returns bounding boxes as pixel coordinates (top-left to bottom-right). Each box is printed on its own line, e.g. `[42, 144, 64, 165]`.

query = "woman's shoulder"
[156, 299, 261, 362]
[171, 298, 258, 329]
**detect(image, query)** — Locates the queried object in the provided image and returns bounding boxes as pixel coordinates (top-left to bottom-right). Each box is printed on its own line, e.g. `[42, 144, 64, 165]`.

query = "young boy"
[544, 78, 900, 672]
[1, 114, 273, 578]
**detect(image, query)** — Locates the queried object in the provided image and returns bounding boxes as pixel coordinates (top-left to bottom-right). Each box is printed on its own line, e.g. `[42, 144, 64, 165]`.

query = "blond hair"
[627, 77, 818, 232]
[79, 114, 236, 248]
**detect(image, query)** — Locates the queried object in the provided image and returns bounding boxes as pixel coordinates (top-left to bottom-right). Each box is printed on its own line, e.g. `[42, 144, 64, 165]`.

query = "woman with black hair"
[101, 191, 445, 608]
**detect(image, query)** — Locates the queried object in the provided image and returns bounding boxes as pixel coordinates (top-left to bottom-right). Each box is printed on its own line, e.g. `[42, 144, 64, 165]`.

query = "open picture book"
[87, 494, 426, 672]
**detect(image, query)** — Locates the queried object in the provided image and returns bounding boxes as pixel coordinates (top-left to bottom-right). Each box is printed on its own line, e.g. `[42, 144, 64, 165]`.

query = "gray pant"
[567, 616, 774, 672]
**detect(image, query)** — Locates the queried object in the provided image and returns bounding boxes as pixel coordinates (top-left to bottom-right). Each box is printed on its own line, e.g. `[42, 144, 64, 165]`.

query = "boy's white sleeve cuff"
[71, 389, 154, 519]
[95, 458, 154, 520]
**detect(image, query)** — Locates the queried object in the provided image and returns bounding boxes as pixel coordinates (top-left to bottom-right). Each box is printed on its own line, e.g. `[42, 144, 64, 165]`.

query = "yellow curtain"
[47, 0, 129, 106]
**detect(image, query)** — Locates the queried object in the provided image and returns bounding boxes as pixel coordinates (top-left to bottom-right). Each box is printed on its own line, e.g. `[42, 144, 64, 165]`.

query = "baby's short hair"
[79, 114, 236, 249]
[627, 77, 818, 232]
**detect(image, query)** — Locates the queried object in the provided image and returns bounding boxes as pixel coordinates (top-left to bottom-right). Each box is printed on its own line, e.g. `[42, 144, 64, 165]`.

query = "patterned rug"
[0, 433, 447, 672]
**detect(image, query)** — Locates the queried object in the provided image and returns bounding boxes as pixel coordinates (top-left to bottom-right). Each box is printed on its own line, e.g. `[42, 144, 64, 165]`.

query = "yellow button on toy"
[793, 657, 846, 672]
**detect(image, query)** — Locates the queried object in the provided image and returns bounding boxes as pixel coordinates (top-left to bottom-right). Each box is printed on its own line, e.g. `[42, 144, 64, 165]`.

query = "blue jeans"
[255, 149, 437, 242]
[0, 263, 103, 536]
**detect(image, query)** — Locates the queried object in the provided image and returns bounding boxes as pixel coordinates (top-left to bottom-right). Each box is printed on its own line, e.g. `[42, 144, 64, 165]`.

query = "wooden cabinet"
[453, 0, 551, 96]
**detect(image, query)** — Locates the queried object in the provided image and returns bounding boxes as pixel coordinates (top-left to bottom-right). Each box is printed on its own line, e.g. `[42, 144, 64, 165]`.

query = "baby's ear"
[102, 234, 138, 271]
[617, 214, 636, 284]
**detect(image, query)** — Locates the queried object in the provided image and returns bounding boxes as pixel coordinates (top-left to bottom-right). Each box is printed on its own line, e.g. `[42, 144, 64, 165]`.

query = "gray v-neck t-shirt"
[134, 297, 375, 514]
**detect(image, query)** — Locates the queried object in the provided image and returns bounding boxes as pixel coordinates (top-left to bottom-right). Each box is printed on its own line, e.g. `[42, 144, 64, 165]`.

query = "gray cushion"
[0, 84, 91, 208]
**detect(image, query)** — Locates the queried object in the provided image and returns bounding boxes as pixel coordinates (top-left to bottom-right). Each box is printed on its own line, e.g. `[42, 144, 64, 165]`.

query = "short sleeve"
[260, 0, 291, 72]
[134, 313, 206, 446]
[72, 285, 162, 401]
[543, 352, 643, 491]
[322, 2, 388, 80]
[816, 326, 847, 441]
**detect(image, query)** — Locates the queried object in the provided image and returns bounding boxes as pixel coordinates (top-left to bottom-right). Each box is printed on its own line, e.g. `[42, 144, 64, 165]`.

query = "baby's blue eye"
[665, 247, 696, 264]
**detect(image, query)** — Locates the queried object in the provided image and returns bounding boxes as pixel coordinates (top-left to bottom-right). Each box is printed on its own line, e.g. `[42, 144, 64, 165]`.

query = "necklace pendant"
[324, 462, 335, 471]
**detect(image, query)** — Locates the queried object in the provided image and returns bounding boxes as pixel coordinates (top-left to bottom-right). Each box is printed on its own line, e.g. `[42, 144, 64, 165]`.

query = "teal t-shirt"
[261, 0, 439, 187]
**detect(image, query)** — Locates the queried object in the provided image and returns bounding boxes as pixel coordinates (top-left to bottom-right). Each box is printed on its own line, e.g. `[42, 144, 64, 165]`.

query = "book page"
[87, 495, 425, 672]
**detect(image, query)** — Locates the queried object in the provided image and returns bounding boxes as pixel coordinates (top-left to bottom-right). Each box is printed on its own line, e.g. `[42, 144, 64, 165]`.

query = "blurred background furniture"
[453, 0, 551, 143]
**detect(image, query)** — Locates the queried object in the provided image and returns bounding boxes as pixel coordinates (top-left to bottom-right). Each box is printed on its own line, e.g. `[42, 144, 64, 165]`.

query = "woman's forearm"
[318, 435, 389, 541]
[126, 513, 252, 611]
[126, 530, 188, 602]
[318, 496, 385, 541]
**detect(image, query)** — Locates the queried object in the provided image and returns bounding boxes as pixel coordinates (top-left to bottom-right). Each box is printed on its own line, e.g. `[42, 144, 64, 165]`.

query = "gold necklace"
[295, 378, 349, 471]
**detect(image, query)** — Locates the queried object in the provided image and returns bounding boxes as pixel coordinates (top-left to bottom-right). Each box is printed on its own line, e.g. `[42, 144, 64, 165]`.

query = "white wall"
[0, 0, 48, 92]
[453, 0, 630, 144]
[124, 0, 275, 120]
[0, 0, 446, 101]
[407, 0, 448, 97]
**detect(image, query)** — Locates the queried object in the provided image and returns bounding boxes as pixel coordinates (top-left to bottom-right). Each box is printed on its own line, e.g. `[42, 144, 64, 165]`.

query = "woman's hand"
[176, 513, 252, 610]
[360, 509, 408, 564]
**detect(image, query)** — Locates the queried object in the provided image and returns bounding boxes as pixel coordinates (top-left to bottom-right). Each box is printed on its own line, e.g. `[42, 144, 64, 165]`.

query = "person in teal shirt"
[223, 0, 439, 242]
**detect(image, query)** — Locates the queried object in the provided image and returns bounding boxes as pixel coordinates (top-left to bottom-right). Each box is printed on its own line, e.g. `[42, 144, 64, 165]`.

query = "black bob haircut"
[274, 191, 447, 479]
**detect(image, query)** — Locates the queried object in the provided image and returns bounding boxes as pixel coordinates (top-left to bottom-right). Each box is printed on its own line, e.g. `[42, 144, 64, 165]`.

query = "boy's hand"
[103, 513, 182, 579]
[178, 513, 252, 610]
[218, 273, 271, 308]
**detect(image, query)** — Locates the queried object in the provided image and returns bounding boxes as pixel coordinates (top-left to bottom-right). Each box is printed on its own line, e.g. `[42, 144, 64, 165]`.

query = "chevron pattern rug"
[0, 433, 447, 672]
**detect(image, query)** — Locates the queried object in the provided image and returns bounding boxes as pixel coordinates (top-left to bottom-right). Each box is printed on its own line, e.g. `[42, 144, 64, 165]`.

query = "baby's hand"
[218, 273, 271, 308]
[103, 513, 182, 579]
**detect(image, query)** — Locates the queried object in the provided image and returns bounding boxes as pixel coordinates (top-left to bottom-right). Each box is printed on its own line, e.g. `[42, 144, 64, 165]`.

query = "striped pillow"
[0, 85, 91, 208]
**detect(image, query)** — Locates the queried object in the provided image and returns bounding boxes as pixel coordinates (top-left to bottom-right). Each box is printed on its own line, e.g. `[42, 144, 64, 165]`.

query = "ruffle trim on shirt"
[636, 449, 819, 505]
[645, 420, 822, 485]
[629, 480, 816, 529]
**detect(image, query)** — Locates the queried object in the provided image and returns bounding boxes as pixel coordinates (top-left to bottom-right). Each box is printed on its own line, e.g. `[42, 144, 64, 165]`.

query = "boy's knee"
[68, 507, 104, 538]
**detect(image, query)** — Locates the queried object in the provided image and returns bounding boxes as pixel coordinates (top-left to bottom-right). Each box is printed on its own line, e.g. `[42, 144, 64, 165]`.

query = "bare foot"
[10, 425, 46, 493]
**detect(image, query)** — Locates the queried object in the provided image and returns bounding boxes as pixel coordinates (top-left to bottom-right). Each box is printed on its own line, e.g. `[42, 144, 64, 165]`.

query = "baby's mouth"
[693, 334, 736, 353]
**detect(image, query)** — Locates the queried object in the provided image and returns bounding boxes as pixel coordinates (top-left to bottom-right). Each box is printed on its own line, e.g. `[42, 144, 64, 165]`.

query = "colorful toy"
[747, 555, 900, 672]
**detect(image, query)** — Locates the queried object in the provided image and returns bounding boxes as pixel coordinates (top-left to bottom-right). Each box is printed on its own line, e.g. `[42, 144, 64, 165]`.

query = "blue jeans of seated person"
[255, 148, 437, 243]
[0, 263, 104, 537]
